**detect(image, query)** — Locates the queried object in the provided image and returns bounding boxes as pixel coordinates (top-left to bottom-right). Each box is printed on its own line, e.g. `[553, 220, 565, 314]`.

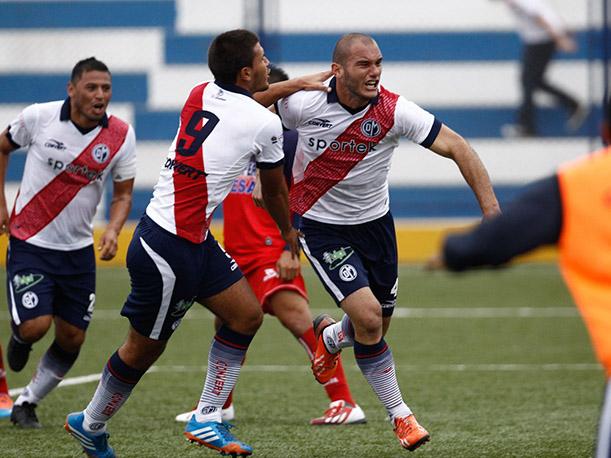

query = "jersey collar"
[60, 97, 109, 129]
[214, 80, 253, 98]
[326, 77, 380, 115]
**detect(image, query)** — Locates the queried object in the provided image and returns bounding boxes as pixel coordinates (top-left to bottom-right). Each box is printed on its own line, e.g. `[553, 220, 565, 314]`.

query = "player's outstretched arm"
[259, 165, 300, 257]
[254, 70, 332, 108]
[98, 178, 134, 261]
[0, 129, 18, 235]
[428, 124, 501, 219]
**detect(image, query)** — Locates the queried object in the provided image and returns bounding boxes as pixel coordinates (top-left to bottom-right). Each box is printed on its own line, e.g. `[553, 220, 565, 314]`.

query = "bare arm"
[0, 128, 18, 234]
[98, 178, 134, 261]
[254, 70, 332, 108]
[428, 124, 501, 218]
[259, 165, 300, 257]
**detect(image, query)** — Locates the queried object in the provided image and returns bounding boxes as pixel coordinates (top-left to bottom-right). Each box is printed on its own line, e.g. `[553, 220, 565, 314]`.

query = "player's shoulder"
[26, 100, 63, 118]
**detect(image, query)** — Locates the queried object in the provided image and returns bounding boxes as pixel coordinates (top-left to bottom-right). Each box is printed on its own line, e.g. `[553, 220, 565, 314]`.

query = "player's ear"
[67, 81, 75, 98]
[331, 62, 342, 78]
[239, 66, 252, 83]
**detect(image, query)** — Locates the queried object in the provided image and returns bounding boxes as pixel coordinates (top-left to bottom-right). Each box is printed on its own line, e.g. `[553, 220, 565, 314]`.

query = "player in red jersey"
[176, 67, 365, 426]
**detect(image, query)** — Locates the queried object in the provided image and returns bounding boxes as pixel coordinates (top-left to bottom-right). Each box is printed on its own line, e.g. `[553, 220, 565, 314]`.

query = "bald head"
[332, 33, 378, 65]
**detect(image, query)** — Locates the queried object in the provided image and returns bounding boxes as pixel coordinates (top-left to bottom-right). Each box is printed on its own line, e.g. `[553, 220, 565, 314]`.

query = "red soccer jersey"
[222, 159, 286, 261]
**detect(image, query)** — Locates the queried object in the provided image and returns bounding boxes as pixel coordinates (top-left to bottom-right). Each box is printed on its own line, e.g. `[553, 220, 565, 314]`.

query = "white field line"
[29, 306, 578, 321]
[7, 362, 599, 397]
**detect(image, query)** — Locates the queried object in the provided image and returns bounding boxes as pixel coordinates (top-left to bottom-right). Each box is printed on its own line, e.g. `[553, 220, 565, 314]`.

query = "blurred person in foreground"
[271, 33, 500, 452]
[430, 97, 611, 457]
[64, 30, 330, 458]
[0, 345, 13, 418]
[497, 0, 587, 137]
[0, 57, 136, 428]
[175, 66, 366, 427]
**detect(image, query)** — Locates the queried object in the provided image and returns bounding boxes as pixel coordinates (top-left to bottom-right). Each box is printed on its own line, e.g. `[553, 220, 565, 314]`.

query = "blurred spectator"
[498, 0, 587, 137]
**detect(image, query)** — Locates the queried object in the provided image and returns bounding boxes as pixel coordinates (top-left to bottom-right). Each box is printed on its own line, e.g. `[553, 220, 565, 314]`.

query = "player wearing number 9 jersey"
[65, 30, 315, 457]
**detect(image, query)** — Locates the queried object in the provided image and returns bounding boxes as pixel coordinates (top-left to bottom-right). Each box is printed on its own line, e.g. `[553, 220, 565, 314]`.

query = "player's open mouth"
[365, 81, 378, 89]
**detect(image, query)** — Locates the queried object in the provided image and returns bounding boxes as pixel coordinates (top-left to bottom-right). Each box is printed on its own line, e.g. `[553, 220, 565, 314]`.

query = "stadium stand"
[0, 0, 605, 226]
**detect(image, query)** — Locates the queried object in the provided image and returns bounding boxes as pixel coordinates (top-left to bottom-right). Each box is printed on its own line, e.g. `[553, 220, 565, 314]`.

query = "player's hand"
[424, 253, 446, 271]
[298, 70, 333, 93]
[276, 249, 301, 281]
[556, 35, 577, 53]
[281, 226, 302, 259]
[98, 227, 119, 261]
[0, 202, 9, 235]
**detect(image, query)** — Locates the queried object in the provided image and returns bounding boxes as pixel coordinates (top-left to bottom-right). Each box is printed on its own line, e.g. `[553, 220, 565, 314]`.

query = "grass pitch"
[0, 264, 602, 457]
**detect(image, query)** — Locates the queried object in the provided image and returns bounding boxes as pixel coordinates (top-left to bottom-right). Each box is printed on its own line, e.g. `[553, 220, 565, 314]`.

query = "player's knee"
[56, 329, 86, 353]
[17, 316, 53, 343]
[353, 309, 383, 341]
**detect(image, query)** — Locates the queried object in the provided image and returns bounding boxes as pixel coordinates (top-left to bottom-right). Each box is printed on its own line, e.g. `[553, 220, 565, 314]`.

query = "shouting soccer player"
[273, 33, 501, 452]
[0, 57, 136, 429]
[176, 66, 366, 427]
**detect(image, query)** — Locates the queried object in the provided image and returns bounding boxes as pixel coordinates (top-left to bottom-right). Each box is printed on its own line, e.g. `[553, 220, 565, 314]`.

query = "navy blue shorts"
[121, 215, 243, 340]
[300, 211, 398, 317]
[6, 238, 96, 331]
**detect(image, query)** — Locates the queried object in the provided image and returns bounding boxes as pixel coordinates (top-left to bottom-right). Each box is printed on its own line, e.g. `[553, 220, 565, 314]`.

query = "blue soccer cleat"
[65, 411, 115, 458]
[184, 415, 252, 456]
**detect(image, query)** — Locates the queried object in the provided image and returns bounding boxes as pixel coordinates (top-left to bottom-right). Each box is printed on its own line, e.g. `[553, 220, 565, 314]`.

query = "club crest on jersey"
[360, 119, 381, 138]
[92, 143, 110, 164]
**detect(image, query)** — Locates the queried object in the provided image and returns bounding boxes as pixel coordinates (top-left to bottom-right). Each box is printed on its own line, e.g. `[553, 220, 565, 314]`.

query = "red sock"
[299, 327, 355, 406]
[0, 345, 9, 395]
[223, 390, 233, 409]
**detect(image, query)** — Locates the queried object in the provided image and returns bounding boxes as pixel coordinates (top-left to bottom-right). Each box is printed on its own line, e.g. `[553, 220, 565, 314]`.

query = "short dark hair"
[208, 29, 260, 84]
[71, 57, 110, 83]
[268, 65, 289, 84]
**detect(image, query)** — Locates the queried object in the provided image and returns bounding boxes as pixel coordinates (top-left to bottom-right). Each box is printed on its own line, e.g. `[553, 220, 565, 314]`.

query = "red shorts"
[236, 255, 308, 315]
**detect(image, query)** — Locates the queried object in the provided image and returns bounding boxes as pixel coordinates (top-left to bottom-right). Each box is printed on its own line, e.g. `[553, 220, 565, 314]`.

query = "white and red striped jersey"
[278, 77, 440, 224]
[7, 99, 136, 250]
[146, 81, 285, 244]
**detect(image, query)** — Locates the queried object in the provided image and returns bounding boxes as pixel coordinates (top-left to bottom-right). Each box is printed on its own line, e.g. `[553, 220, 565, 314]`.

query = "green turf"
[0, 264, 602, 457]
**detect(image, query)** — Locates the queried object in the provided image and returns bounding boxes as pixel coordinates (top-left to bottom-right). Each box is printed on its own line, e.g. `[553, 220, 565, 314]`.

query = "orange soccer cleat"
[393, 414, 430, 451]
[311, 314, 340, 384]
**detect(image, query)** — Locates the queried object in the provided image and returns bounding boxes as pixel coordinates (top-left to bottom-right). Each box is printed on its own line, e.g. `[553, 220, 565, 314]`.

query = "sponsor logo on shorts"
[263, 268, 279, 282]
[171, 297, 196, 317]
[339, 264, 357, 282]
[360, 119, 381, 137]
[92, 143, 110, 164]
[21, 291, 39, 309]
[12, 273, 44, 293]
[171, 319, 182, 331]
[322, 247, 354, 270]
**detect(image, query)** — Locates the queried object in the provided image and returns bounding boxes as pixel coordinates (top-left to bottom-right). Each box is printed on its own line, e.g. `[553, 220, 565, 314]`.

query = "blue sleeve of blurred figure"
[282, 129, 302, 240]
[443, 175, 562, 271]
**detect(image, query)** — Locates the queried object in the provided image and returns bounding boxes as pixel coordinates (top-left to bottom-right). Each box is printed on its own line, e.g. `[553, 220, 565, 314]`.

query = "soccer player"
[0, 344, 13, 418]
[430, 97, 611, 457]
[176, 66, 366, 427]
[274, 33, 501, 451]
[0, 57, 136, 429]
[64, 30, 328, 458]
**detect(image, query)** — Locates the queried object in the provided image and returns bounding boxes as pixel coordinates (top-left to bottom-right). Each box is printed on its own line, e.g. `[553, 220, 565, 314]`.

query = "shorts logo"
[360, 119, 381, 138]
[339, 264, 357, 282]
[171, 297, 196, 317]
[92, 143, 110, 164]
[171, 319, 182, 331]
[21, 291, 39, 309]
[12, 273, 44, 293]
[322, 247, 354, 270]
[263, 268, 279, 282]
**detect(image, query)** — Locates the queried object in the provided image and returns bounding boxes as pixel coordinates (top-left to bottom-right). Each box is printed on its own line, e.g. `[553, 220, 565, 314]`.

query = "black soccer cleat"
[11, 402, 42, 429]
[7, 334, 32, 372]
